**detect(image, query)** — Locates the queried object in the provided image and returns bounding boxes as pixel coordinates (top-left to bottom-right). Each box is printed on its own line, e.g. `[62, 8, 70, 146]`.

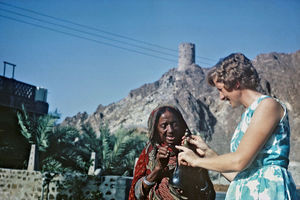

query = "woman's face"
[156, 110, 185, 146]
[214, 79, 241, 108]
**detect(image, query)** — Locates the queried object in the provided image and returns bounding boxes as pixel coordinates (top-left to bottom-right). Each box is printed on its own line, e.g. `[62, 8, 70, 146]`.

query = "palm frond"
[81, 124, 97, 139]
[108, 130, 147, 175]
[17, 105, 34, 143]
[36, 115, 56, 151]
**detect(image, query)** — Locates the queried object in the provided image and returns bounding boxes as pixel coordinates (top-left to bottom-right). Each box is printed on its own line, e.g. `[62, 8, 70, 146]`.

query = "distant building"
[0, 62, 48, 168]
[0, 75, 49, 115]
[178, 43, 195, 71]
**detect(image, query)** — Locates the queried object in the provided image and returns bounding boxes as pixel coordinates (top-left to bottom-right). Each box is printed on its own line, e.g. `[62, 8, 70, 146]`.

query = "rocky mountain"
[61, 47, 300, 166]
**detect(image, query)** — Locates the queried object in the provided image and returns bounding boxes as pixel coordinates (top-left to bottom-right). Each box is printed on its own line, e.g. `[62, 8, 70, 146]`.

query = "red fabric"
[128, 145, 151, 200]
[155, 157, 176, 199]
[128, 143, 177, 200]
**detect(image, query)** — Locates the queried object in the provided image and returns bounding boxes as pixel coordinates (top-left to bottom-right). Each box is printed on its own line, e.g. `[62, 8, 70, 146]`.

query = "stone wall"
[0, 168, 42, 199]
[0, 168, 132, 200]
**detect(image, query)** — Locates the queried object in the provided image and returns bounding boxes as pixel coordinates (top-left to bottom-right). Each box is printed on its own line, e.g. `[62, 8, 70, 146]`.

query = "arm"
[186, 135, 238, 181]
[130, 145, 170, 199]
[141, 146, 170, 191]
[177, 98, 283, 173]
[199, 148, 238, 181]
[197, 147, 238, 181]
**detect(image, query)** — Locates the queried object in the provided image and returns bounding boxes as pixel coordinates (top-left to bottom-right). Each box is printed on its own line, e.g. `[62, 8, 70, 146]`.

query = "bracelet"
[143, 176, 156, 186]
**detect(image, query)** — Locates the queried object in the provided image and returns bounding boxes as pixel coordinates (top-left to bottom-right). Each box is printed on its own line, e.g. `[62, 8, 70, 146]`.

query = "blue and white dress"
[225, 95, 297, 200]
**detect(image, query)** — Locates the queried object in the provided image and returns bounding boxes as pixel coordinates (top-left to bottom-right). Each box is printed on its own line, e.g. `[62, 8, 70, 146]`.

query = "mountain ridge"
[61, 50, 300, 166]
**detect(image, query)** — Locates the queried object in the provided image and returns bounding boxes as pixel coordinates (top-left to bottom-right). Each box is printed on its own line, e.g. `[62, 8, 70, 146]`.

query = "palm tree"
[76, 123, 147, 176]
[18, 106, 147, 176]
[17, 105, 57, 152]
[42, 125, 90, 173]
[17, 105, 58, 170]
[97, 125, 147, 176]
[17, 106, 90, 173]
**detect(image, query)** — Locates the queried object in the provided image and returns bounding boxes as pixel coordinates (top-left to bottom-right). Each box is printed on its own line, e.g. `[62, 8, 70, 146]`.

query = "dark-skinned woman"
[129, 104, 215, 200]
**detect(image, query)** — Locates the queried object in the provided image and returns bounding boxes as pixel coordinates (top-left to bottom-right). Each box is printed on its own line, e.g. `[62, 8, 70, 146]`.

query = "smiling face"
[214, 79, 241, 108]
[156, 110, 185, 146]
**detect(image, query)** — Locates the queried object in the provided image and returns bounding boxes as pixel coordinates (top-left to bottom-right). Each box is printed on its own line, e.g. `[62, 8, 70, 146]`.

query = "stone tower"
[178, 43, 195, 71]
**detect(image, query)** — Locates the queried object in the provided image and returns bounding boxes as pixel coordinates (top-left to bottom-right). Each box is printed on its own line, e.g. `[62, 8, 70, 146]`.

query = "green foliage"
[41, 157, 64, 172]
[17, 105, 56, 152]
[17, 105, 32, 141]
[70, 123, 147, 176]
[98, 126, 147, 176]
[56, 174, 103, 200]
[17, 106, 147, 176]
[16, 106, 149, 200]
[17, 106, 89, 173]
[42, 126, 90, 173]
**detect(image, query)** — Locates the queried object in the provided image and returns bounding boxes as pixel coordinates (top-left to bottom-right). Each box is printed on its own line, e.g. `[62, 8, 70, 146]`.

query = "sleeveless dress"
[225, 95, 297, 200]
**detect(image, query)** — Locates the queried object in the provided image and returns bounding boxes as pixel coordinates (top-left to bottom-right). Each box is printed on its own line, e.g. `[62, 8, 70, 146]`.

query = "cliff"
[61, 50, 300, 164]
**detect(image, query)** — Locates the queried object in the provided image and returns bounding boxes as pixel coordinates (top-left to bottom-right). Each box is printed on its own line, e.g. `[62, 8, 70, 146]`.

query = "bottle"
[169, 129, 192, 198]
[169, 129, 215, 199]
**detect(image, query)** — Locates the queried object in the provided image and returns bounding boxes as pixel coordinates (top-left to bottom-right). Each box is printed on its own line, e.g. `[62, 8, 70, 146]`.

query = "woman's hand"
[155, 146, 170, 171]
[184, 135, 217, 158]
[176, 145, 200, 167]
[142, 146, 170, 190]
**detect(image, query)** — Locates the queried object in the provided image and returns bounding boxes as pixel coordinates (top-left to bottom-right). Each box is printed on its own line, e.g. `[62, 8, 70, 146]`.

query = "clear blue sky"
[0, 0, 299, 121]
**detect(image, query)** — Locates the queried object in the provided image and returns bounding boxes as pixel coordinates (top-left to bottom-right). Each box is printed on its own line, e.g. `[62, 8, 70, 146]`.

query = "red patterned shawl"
[128, 143, 178, 200]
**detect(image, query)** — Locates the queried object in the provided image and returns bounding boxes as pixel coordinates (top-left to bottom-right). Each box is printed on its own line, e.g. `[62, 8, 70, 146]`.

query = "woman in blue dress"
[176, 53, 297, 199]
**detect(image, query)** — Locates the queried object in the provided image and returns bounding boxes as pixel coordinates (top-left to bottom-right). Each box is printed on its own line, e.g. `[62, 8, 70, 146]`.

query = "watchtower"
[178, 43, 195, 71]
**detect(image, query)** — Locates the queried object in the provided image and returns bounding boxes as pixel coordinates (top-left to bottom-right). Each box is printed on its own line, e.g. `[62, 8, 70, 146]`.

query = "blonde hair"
[207, 53, 260, 90]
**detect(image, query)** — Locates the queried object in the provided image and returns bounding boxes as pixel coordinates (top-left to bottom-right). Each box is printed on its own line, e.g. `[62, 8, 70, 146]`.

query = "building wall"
[0, 106, 30, 169]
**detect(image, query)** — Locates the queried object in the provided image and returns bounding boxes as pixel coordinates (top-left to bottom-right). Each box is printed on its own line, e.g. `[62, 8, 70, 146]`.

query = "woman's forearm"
[145, 166, 163, 183]
[204, 148, 237, 181]
[205, 147, 218, 158]
[203, 148, 237, 181]
[138, 167, 163, 197]
[192, 151, 244, 173]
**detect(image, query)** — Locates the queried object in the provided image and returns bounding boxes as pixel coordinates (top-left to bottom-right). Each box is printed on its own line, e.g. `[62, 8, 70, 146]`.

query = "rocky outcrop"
[61, 50, 300, 164]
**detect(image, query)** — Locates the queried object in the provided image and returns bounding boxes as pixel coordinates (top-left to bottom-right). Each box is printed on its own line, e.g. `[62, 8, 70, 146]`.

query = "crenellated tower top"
[178, 43, 195, 71]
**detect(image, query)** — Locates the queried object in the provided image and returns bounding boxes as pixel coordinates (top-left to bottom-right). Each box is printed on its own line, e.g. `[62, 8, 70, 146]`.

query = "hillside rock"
[61, 50, 300, 166]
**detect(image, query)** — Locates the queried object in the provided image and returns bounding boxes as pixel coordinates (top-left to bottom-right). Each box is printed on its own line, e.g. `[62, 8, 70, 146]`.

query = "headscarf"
[147, 104, 189, 147]
[129, 104, 190, 200]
